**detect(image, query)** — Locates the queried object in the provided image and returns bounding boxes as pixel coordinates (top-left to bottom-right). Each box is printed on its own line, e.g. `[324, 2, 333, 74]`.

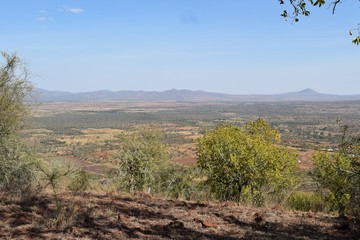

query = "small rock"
[168, 220, 184, 228]
[194, 218, 218, 228]
[117, 213, 128, 223]
[201, 221, 218, 228]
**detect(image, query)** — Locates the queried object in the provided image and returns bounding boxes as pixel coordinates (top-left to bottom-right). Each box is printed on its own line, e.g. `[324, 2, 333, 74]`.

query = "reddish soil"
[93, 151, 114, 160]
[1, 193, 359, 240]
[174, 157, 197, 166]
[62, 155, 112, 176]
[297, 149, 315, 171]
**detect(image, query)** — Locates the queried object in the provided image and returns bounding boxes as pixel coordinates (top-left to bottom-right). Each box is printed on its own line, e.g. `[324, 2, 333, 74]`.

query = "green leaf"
[352, 37, 360, 45]
[300, 2, 306, 10]
[318, 0, 326, 7]
[281, 10, 288, 18]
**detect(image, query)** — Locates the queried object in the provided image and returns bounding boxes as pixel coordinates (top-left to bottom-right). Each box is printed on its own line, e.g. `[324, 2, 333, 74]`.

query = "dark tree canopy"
[279, 0, 360, 45]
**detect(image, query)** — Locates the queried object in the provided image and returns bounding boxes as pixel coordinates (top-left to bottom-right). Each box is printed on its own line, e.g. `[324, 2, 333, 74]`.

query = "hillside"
[35, 88, 360, 102]
[1, 192, 358, 240]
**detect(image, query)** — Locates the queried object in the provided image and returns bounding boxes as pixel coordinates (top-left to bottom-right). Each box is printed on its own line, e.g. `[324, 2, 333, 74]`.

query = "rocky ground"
[0, 192, 359, 240]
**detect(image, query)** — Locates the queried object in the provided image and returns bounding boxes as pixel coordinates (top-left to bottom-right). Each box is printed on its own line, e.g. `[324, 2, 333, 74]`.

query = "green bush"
[0, 137, 41, 199]
[310, 126, 360, 218]
[67, 169, 94, 193]
[112, 127, 170, 193]
[110, 127, 209, 200]
[197, 119, 298, 204]
[287, 191, 337, 212]
[0, 52, 40, 199]
[154, 163, 198, 200]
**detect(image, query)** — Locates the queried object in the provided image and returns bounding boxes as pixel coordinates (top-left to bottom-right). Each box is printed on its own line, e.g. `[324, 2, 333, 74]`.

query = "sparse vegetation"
[286, 191, 336, 212]
[311, 125, 360, 218]
[0, 52, 39, 199]
[1, 54, 360, 238]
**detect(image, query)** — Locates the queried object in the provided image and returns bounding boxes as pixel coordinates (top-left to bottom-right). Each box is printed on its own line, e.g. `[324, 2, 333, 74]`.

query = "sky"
[1, 0, 359, 95]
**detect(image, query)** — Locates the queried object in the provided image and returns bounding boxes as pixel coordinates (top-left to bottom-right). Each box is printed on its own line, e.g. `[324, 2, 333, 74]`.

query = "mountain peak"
[298, 88, 318, 94]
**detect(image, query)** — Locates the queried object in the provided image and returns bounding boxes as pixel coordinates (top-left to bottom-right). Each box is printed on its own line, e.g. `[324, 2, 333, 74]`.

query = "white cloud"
[66, 8, 84, 14]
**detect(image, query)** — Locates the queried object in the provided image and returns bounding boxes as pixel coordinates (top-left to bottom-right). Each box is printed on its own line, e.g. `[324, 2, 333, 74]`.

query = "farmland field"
[26, 100, 360, 175]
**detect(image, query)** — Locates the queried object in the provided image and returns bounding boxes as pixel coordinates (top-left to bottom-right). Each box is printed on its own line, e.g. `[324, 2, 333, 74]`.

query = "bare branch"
[331, 0, 342, 14]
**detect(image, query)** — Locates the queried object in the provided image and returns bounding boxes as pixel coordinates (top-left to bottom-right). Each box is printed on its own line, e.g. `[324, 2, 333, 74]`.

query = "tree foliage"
[0, 52, 38, 198]
[113, 128, 170, 193]
[279, 0, 360, 44]
[197, 119, 298, 204]
[311, 151, 352, 216]
[0, 52, 33, 138]
[311, 126, 360, 217]
[112, 127, 200, 199]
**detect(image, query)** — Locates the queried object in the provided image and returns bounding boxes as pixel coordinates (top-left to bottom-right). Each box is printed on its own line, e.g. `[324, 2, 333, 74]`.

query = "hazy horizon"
[2, 1, 359, 95]
[36, 86, 360, 96]
[37, 87, 360, 96]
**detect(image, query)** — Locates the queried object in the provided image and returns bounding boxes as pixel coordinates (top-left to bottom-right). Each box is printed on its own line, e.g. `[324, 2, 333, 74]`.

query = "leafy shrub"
[112, 127, 169, 193]
[0, 137, 41, 199]
[67, 169, 94, 193]
[197, 119, 298, 204]
[287, 191, 337, 212]
[154, 163, 198, 200]
[310, 126, 360, 218]
[0, 52, 40, 199]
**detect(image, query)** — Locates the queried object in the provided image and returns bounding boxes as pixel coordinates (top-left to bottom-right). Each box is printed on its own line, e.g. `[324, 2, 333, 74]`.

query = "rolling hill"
[35, 88, 360, 102]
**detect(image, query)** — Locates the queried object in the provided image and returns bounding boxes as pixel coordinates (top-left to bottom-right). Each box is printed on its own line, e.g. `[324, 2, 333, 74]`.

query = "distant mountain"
[273, 88, 360, 101]
[34, 88, 360, 102]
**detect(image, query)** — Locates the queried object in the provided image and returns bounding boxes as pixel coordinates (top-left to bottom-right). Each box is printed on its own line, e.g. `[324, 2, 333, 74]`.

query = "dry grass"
[1, 192, 359, 240]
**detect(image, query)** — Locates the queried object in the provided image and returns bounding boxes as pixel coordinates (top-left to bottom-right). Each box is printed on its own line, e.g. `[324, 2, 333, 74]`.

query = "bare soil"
[1, 193, 359, 240]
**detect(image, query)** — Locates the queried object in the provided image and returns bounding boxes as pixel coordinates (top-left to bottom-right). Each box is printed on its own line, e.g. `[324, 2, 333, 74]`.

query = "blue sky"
[1, 0, 359, 94]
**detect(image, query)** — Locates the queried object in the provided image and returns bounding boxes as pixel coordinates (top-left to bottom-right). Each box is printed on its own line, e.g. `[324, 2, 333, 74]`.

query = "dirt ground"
[1, 192, 359, 240]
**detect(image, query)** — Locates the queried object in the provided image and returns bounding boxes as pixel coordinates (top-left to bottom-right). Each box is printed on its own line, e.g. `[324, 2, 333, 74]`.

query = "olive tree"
[0, 52, 38, 198]
[197, 119, 298, 204]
